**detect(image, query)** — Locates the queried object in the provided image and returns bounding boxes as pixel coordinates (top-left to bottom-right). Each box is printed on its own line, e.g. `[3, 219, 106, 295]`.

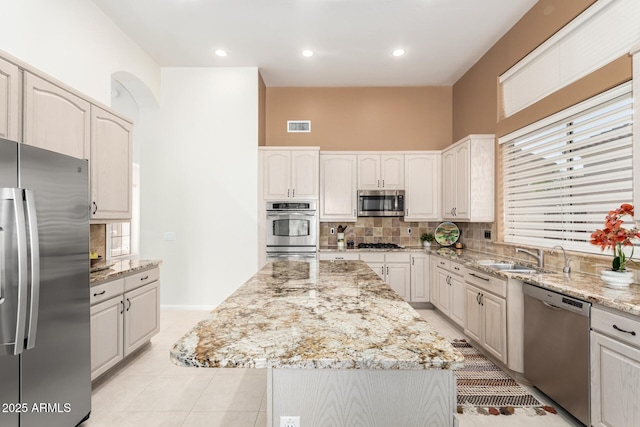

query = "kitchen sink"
[476, 261, 539, 274]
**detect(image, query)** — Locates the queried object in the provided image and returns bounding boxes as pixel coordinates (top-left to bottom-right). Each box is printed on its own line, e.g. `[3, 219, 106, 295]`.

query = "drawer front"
[464, 269, 506, 298]
[90, 279, 124, 306]
[592, 306, 640, 349]
[124, 267, 160, 292]
[318, 252, 359, 261]
[359, 252, 385, 263]
[450, 261, 464, 277]
[384, 252, 410, 263]
[435, 257, 450, 270]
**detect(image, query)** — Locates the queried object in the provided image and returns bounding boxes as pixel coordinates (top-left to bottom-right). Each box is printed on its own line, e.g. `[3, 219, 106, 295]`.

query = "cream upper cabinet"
[357, 154, 404, 190]
[442, 134, 494, 222]
[0, 56, 20, 141]
[404, 153, 440, 221]
[90, 106, 132, 220]
[262, 148, 319, 200]
[23, 72, 90, 160]
[320, 154, 357, 221]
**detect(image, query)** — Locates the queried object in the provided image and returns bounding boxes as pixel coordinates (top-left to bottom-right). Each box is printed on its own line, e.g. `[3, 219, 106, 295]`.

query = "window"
[500, 82, 633, 254]
[109, 222, 131, 257]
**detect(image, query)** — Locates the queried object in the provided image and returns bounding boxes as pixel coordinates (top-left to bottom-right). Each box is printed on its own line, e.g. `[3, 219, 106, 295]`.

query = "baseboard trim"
[160, 305, 216, 311]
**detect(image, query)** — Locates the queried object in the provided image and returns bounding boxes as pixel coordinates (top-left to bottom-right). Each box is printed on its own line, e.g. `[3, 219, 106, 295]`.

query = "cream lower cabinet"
[591, 306, 640, 427]
[429, 257, 439, 306]
[0, 56, 20, 141]
[90, 267, 160, 381]
[23, 72, 90, 160]
[464, 283, 507, 364]
[90, 106, 133, 220]
[409, 253, 429, 302]
[434, 259, 465, 327]
[360, 252, 411, 301]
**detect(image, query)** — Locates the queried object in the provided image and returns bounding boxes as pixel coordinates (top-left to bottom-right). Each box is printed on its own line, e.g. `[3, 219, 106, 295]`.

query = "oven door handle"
[267, 212, 316, 217]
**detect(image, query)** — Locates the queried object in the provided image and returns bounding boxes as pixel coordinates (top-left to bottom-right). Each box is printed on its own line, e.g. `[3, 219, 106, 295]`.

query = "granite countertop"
[170, 259, 464, 370]
[90, 259, 162, 285]
[430, 248, 640, 317]
[319, 245, 428, 253]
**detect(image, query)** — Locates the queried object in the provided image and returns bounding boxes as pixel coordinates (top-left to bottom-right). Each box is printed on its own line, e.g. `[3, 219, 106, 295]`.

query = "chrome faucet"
[552, 245, 571, 274]
[515, 247, 544, 268]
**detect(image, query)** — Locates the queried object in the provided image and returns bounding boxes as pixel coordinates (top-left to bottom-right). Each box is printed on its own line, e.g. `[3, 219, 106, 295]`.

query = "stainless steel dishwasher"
[523, 283, 591, 426]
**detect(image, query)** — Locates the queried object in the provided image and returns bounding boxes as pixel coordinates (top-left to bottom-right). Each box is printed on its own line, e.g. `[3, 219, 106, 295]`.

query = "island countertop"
[171, 260, 464, 370]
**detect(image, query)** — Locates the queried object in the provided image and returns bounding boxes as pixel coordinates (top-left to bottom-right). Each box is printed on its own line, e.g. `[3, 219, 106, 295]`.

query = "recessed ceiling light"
[392, 49, 406, 57]
[302, 49, 314, 57]
[214, 49, 227, 57]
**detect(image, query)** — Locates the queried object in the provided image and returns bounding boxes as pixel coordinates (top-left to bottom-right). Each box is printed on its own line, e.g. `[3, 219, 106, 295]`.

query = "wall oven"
[357, 190, 405, 217]
[266, 201, 317, 259]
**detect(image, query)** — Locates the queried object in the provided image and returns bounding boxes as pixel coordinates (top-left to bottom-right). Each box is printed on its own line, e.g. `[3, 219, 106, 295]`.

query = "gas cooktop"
[357, 242, 403, 249]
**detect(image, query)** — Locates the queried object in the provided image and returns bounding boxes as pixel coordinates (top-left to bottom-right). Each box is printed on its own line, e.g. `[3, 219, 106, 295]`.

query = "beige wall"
[452, 0, 598, 141]
[265, 86, 452, 150]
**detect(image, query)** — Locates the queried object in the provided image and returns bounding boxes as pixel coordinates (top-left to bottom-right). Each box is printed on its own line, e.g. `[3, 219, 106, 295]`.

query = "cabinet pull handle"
[292, 189, 295, 197]
[92, 202, 98, 215]
[480, 293, 484, 306]
[120, 300, 124, 314]
[613, 324, 637, 336]
[381, 267, 384, 276]
[406, 209, 408, 216]
[382, 179, 385, 188]
[126, 298, 131, 311]
[476, 293, 481, 305]
[412, 257, 414, 265]
[469, 272, 490, 281]
[335, 257, 343, 260]
[386, 266, 389, 275]
[377, 179, 380, 188]
[287, 189, 290, 197]
[93, 290, 106, 297]
[353, 209, 356, 217]
[141, 275, 149, 280]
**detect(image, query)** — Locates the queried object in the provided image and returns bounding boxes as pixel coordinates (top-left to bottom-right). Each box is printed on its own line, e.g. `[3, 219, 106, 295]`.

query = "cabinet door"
[320, 154, 357, 221]
[263, 150, 292, 199]
[436, 269, 450, 316]
[450, 275, 466, 327]
[386, 263, 410, 301]
[91, 106, 132, 220]
[0, 57, 20, 141]
[357, 154, 380, 189]
[453, 141, 470, 219]
[441, 149, 456, 219]
[429, 258, 439, 306]
[464, 285, 482, 343]
[591, 331, 640, 427]
[365, 262, 385, 281]
[124, 281, 160, 356]
[291, 150, 319, 199]
[404, 154, 440, 220]
[482, 292, 507, 364]
[23, 72, 90, 159]
[90, 296, 124, 380]
[410, 254, 429, 302]
[380, 154, 404, 189]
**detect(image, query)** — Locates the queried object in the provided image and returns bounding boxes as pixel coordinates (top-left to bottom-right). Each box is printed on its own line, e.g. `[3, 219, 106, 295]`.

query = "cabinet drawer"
[450, 261, 464, 277]
[435, 257, 450, 270]
[90, 279, 124, 306]
[124, 267, 160, 292]
[592, 306, 640, 349]
[464, 269, 506, 298]
[319, 252, 359, 261]
[359, 252, 385, 263]
[384, 252, 410, 263]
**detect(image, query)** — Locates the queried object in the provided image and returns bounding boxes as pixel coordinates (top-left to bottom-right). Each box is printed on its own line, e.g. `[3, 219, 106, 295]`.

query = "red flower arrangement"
[590, 203, 640, 271]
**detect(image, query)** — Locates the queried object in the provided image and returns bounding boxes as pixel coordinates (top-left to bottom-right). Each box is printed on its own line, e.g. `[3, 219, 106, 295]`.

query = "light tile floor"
[84, 309, 583, 427]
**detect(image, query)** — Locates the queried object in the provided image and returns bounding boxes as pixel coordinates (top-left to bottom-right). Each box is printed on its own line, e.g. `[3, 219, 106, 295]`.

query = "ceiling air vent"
[287, 120, 311, 133]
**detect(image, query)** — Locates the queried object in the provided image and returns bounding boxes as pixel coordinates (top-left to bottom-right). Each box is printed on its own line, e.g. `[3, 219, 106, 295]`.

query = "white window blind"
[500, 83, 633, 253]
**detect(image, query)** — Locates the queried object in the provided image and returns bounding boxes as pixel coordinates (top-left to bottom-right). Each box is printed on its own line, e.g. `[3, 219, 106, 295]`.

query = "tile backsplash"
[321, 219, 622, 277]
[90, 224, 107, 259]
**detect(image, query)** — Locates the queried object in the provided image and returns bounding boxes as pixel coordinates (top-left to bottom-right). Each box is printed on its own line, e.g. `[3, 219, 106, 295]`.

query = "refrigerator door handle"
[25, 189, 40, 349]
[1, 188, 28, 355]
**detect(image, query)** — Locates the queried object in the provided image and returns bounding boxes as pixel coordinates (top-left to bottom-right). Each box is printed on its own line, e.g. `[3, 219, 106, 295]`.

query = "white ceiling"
[91, 0, 538, 87]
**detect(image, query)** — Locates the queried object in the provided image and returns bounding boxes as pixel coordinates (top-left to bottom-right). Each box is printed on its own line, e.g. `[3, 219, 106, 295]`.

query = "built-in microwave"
[357, 190, 405, 217]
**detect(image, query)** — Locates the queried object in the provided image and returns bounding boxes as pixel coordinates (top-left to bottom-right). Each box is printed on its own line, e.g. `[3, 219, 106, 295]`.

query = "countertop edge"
[90, 259, 162, 285]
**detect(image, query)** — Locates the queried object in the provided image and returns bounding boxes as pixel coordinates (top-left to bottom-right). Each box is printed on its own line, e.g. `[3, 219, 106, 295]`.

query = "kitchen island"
[171, 259, 463, 426]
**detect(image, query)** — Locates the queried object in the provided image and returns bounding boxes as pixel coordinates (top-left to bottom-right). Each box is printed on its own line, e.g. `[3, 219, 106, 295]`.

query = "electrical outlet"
[407, 227, 412, 235]
[280, 416, 300, 427]
[484, 230, 491, 240]
[163, 231, 177, 241]
[330, 227, 335, 235]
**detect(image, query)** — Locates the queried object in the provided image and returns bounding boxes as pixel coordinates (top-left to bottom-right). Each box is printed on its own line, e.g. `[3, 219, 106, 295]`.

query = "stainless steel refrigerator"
[0, 137, 91, 427]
